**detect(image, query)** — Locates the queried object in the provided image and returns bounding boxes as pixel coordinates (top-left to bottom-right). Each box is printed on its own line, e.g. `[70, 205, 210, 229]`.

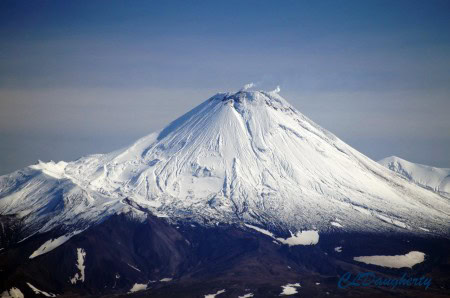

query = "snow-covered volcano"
[1, 89, 449, 236]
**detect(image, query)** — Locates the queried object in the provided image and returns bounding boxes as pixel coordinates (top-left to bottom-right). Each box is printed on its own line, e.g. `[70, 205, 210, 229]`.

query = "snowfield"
[1, 89, 450, 240]
[26, 282, 56, 297]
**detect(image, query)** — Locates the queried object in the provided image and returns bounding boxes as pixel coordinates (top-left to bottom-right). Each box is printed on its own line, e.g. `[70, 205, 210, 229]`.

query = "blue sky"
[1, 0, 449, 174]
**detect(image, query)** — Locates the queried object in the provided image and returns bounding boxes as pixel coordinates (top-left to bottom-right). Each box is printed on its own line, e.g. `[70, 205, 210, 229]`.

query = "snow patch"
[26, 282, 56, 297]
[334, 246, 342, 253]
[129, 283, 147, 293]
[280, 283, 301, 296]
[205, 289, 225, 298]
[352, 205, 371, 216]
[154, 213, 169, 218]
[0, 288, 24, 298]
[160, 278, 172, 282]
[70, 248, 86, 284]
[419, 227, 430, 232]
[246, 224, 318, 246]
[353, 251, 425, 268]
[29, 230, 84, 259]
[238, 294, 254, 298]
[276, 230, 319, 246]
[331, 222, 343, 228]
[376, 214, 408, 229]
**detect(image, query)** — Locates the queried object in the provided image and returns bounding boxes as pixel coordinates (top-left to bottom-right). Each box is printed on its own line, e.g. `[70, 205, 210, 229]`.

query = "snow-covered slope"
[379, 156, 450, 198]
[1, 89, 449, 238]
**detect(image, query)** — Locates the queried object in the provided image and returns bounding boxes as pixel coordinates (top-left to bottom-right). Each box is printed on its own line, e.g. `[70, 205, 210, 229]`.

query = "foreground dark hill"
[1, 214, 449, 297]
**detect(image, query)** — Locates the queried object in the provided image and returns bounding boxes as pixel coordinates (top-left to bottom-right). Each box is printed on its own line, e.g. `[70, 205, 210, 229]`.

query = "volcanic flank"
[0, 89, 449, 297]
[1, 89, 448, 235]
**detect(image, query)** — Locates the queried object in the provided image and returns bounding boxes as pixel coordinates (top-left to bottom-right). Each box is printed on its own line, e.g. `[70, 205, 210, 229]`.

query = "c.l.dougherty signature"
[338, 272, 432, 290]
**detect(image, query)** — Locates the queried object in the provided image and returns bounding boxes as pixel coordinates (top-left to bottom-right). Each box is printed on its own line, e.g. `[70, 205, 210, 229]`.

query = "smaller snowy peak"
[379, 156, 450, 197]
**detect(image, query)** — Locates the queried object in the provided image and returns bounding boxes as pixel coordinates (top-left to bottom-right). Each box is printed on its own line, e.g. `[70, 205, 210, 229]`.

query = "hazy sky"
[1, 0, 449, 175]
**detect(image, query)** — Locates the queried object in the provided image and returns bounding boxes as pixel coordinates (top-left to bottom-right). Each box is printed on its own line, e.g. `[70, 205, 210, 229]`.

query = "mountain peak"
[1, 90, 449, 237]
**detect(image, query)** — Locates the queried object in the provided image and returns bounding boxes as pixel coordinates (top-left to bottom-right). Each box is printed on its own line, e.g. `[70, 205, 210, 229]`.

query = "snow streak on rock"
[29, 230, 84, 259]
[204, 289, 226, 298]
[70, 248, 86, 284]
[26, 283, 56, 297]
[127, 263, 141, 272]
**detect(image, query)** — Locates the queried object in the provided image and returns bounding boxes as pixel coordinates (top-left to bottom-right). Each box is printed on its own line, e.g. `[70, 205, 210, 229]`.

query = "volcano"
[1, 89, 449, 297]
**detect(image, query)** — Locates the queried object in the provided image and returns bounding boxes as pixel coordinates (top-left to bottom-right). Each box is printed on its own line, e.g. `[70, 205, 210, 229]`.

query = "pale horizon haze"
[1, 0, 450, 175]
